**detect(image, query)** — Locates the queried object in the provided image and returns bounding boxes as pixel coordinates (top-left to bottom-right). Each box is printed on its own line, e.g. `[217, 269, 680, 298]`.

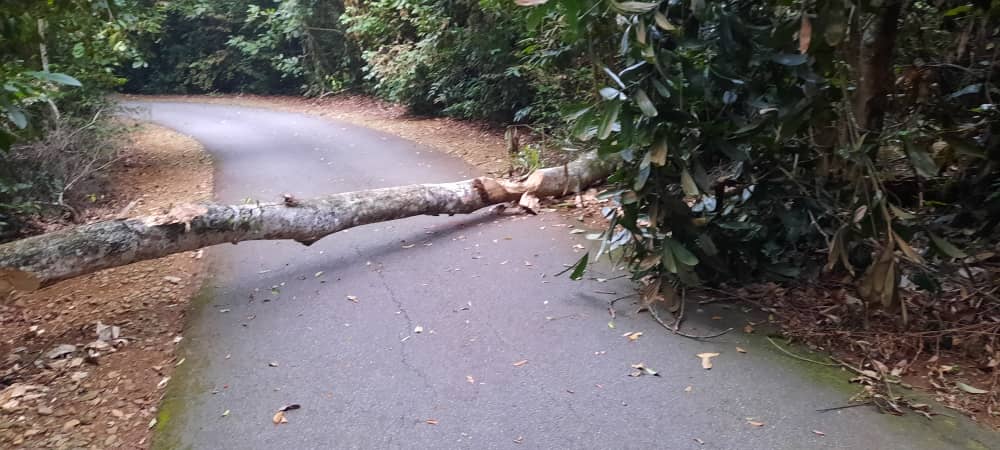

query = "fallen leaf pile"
[695, 279, 1000, 427]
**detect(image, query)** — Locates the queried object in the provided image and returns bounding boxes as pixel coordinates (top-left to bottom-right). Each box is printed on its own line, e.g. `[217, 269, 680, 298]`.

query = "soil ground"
[0, 122, 213, 449]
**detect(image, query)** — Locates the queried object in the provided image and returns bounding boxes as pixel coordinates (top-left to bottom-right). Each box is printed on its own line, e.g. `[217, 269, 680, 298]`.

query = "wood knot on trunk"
[472, 178, 491, 204]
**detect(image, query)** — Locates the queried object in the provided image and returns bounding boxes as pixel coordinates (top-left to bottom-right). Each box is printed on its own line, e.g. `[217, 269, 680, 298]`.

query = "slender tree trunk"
[0, 152, 614, 295]
[37, 18, 49, 73]
[853, 0, 904, 134]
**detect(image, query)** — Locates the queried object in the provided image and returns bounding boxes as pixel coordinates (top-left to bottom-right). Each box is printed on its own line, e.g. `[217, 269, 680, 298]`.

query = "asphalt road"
[125, 101, 994, 450]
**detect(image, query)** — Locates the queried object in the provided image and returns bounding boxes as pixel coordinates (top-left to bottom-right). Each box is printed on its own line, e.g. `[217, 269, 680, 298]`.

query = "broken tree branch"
[0, 151, 614, 294]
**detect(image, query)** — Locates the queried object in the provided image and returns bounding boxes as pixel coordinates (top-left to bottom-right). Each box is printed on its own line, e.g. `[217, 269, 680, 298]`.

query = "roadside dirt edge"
[0, 121, 213, 449]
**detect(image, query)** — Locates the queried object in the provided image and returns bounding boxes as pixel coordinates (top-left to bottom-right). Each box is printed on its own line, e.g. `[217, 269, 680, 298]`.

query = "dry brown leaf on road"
[697, 352, 720, 369]
[629, 363, 660, 377]
[272, 403, 300, 424]
[622, 331, 642, 341]
[956, 382, 988, 394]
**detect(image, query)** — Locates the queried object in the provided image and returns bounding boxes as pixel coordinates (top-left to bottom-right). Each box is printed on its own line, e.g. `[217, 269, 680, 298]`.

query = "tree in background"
[1, 0, 157, 238]
[123, 0, 363, 95]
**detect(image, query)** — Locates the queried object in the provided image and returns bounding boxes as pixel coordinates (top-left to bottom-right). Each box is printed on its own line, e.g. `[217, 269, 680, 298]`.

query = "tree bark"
[852, 0, 904, 134]
[0, 152, 614, 295]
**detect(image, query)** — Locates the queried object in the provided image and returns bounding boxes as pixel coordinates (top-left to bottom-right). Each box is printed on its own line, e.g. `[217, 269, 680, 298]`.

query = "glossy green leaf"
[697, 234, 718, 256]
[889, 204, 916, 220]
[947, 83, 982, 99]
[680, 169, 699, 196]
[598, 100, 621, 140]
[661, 244, 678, 273]
[611, 1, 659, 13]
[666, 238, 699, 266]
[929, 233, 967, 259]
[634, 163, 650, 191]
[943, 4, 973, 16]
[771, 53, 808, 66]
[6, 108, 27, 129]
[603, 67, 625, 89]
[599, 87, 622, 100]
[27, 71, 82, 87]
[569, 253, 589, 280]
[904, 140, 939, 178]
[634, 88, 658, 117]
[653, 11, 675, 30]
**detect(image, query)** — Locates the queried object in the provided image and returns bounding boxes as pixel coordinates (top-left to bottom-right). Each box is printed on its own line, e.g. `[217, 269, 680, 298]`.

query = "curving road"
[126, 101, 992, 450]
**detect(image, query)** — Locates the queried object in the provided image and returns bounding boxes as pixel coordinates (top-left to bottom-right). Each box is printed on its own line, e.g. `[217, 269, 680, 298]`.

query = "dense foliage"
[1, 0, 155, 237]
[340, 0, 591, 122]
[123, 0, 363, 95]
[122, 0, 596, 124]
[537, 0, 999, 322]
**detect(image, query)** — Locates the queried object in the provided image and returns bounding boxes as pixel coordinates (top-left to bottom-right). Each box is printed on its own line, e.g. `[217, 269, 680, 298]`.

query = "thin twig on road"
[766, 337, 840, 367]
[816, 402, 873, 413]
[649, 303, 734, 340]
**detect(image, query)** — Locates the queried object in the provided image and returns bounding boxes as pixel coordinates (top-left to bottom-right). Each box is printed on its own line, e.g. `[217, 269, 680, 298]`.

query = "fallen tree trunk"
[0, 151, 614, 294]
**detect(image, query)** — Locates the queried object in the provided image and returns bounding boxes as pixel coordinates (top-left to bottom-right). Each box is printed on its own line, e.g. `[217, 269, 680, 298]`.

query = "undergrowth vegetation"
[1, 0, 149, 238]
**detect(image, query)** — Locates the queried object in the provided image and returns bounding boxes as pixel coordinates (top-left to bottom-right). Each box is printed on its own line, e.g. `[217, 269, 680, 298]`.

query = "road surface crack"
[351, 244, 434, 393]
